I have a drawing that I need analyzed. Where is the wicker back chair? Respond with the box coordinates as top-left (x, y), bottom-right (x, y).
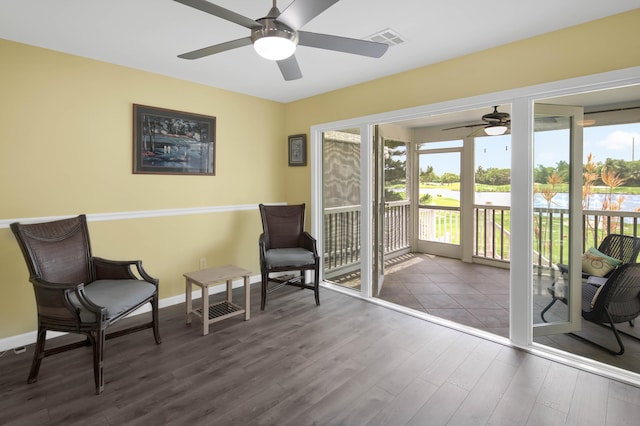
top-left (578, 263), bottom-right (640, 355)
top-left (596, 234), bottom-right (640, 267)
top-left (258, 204), bottom-right (320, 310)
top-left (541, 234), bottom-right (640, 325)
top-left (11, 214), bottom-right (161, 394)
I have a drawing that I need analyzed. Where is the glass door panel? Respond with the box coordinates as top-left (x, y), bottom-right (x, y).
top-left (417, 149), bottom-right (462, 258)
top-left (533, 103), bottom-right (584, 336)
top-left (322, 129), bottom-right (362, 291)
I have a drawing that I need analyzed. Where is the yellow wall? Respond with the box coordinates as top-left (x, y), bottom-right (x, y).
top-left (1, 9), bottom-right (639, 341)
top-left (0, 39), bottom-right (287, 338)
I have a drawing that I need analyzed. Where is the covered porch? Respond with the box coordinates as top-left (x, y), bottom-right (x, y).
top-left (324, 203), bottom-right (640, 376)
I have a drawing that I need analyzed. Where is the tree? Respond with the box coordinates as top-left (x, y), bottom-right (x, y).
top-left (534, 164), bottom-right (555, 184)
top-left (441, 172), bottom-right (460, 185)
top-left (475, 167), bottom-right (510, 185)
top-left (420, 165), bottom-right (436, 184)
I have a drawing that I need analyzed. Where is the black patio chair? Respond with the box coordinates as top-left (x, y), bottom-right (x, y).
top-left (541, 234), bottom-right (640, 322)
top-left (572, 263), bottom-right (640, 355)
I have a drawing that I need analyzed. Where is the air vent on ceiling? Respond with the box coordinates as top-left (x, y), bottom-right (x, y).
top-left (366, 28), bottom-right (405, 47)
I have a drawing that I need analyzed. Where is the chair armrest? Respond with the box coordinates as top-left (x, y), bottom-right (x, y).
top-left (301, 232), bottom-right (319, 257)
top-left (93, 257), bottom-right (158, 286)
top-left (259, 233), bottom-right (267, 262)
top-left (30, 277), bottom-right (106, 323)
top-left (587, 276), bottom-right (608, 287)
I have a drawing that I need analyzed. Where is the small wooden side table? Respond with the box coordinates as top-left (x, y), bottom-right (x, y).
top-left (184, 264), bottom-right (251, 335)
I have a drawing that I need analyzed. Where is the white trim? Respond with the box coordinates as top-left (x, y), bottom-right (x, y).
top-left (361, 125), bottom-right (374, 298)
top-left (0, 274), bottom-right (261, 352)
top-left (0, 203), bottom-right (288, 229)
top-left (509, 99), bottom-right (534, 345)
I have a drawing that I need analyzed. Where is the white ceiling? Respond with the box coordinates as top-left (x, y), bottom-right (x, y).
top-left (1, 0), bottom-right (638, 103)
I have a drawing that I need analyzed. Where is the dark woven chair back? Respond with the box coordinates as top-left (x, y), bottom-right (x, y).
top-left (13, 215), bottom-right (93, 286)
top-left (259, 204), bottom-right (305, 249)
top-left (597, 234), bottom-right (640, 264)
top-left (586, 263), bottom-right (640, 324)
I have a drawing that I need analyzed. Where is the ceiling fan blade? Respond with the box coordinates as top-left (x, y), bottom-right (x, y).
top-left (298, 31), bottom-right (388, 58)
top-left (277, 55), bottom-right (303, 81)
top-left (277, 0), bottom-right (340, 30)
top-left (174, 0), bottom-right (261, 29)
top-left (178, 37), bottom-right (252, 59)
top-left (442, 123), bottom-right (485, 131)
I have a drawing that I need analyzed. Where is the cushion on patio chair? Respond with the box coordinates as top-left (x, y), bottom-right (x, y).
top-left (582, 247), bottom-right (621, 277)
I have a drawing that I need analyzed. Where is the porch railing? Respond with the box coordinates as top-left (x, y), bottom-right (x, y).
top-left (323, 201), bottom-right (409, 274)
top-left (323, 202), bottom-right (640, 273)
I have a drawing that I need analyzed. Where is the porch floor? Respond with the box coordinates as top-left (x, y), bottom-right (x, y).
top-left (330, 253), bottom-right (640, 375)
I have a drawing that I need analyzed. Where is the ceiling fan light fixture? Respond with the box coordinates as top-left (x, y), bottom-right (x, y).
top-left (252, 19), bottom-right (298, 61)
top-left (484, 124), bottom-right (508, 136)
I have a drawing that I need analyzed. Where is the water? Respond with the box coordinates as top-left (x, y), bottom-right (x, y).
top-left (420, 189), bottom-right (640, 212)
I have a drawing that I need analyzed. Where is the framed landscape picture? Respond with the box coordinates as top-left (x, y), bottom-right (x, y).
top-left (133, 104), bottom-right (216, 175)
top-left (288, 134), bottom-right (307, 166)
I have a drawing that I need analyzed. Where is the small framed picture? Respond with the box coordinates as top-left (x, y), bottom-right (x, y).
top-left (288, 134), bottom-right (307, 167)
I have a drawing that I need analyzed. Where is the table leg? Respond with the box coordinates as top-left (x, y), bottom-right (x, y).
top-left (186, 279), bottom-right (192, 325)
top-left (226, 279), bottom-right (233, 303)
top-left (202, 284), bottom-right (209, 336)
top-left (244, 275), bottom-right (250, 320)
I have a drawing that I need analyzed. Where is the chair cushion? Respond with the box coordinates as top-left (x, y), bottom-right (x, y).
top-left (582, 247), bottom-right (621, 277)
top-left (265, 248), bottom-right (315, 268)
top-left (69, 279), bottom-right (156, 323)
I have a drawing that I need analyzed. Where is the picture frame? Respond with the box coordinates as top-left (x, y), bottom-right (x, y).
top-left (133, 104), bottom-right (216, 175)
top-left (288, 134), bottom-right (307, 167)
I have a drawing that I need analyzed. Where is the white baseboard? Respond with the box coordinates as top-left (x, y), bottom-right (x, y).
top-left (0, 274), bottom-right (261, 353)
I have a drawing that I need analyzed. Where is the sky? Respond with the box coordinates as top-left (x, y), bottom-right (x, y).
top-left (420, 122), bottom-right (640, 175)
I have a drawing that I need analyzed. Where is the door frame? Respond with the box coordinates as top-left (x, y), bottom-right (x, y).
top-left (414, 146), bottom-right (463, 259)
top-left (532, 103), bottom-right (584, 337)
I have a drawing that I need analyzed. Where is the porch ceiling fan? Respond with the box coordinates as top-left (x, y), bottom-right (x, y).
top-left (443, 106), bottom-right (512, 136)
top-left (174, 0), bottom-right (389, 81)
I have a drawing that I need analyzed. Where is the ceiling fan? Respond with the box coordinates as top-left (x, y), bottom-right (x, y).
top-left (174, 0), bottom-right (389, 81)
top-left (443, 106), bottom-right (512, 136)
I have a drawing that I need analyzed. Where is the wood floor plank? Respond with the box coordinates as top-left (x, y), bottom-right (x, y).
top-left (419, 332), bottom-right (481, 386)
top-left (487, 354), bottom-right (551, 425)
top-left (376, 325), bottom-right (459, 396)
top-left (324, 385), bottom-right (394, 425)
top-left (366, 377), bottom-right (439, 426)
top-left (406, 381), bottom-right (469, 425)
top-left (446, 357), bottom-right (519, 426)
top-left (445, 338), bottom-right (502, 391)
top-left (535, 362), bottom-right (579, 415)
top-left (565, 371), bottom-right (610, 425)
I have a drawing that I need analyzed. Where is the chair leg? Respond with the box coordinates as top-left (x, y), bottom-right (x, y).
top-left (152, 296), bottom-right (161, 344)
top-left (570, 310), bottom-right (627, 356)
top-left (314, 264), bottom-right (320, 306)
top-left (93, 329), bottom-right (105, 394)
top-left (261, 272), bottom-right (268, 311)
top-left (27, 327), bottom-right (47, 384)
top-left (540, 298), bottom-right (557, 323)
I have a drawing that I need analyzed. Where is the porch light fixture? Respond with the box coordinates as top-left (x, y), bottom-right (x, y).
top-left (484, 124), bottom-right (508, 136)
top-left (252, 19), bottom-right (298, 61)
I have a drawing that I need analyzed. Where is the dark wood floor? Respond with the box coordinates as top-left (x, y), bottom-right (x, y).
top-left (331, 253), bottom-right (640, 375)
top-left (2, 283), bottom-right (640, 425)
